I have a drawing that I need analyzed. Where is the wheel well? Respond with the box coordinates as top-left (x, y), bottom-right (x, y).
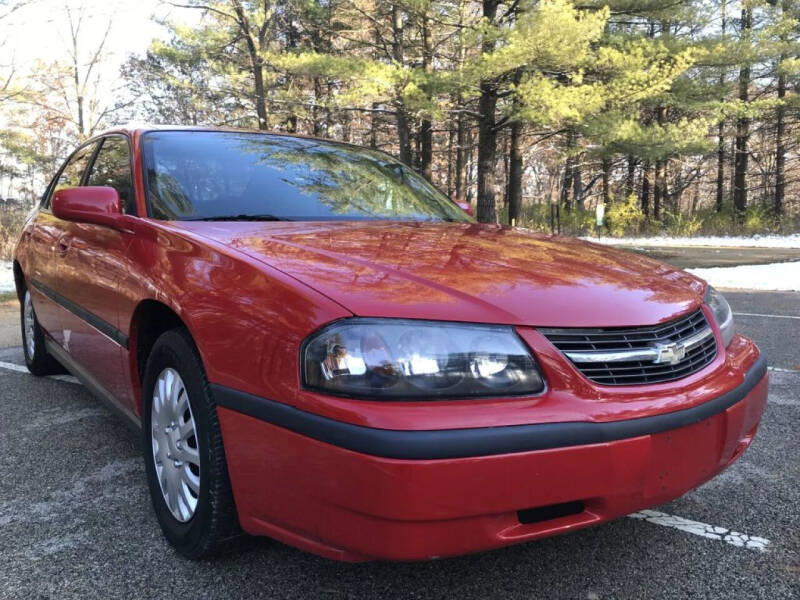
top-left (13, 261), bottom-right (25, 301)
top-left (130, 300), bottom-right (186, 383)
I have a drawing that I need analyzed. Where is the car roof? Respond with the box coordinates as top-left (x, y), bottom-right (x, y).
top-left (94, 124), bottom-right (342, 145)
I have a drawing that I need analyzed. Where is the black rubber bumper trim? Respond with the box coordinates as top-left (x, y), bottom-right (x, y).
top-left (212, 354), bottom-right (768, 460)
top-left (30, 279), bottom-right (128, 349)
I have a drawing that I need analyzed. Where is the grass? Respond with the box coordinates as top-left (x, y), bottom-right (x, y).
top-left (501, 201), bottom-right (800, 238)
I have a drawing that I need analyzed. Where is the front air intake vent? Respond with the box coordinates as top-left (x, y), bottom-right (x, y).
top-left (518, 500), bottom-right (586, 524)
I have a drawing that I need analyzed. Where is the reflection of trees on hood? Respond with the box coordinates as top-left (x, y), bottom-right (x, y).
top-left (232, 222), bottom-right (698, 308)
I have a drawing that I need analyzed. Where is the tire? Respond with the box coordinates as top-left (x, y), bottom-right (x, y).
top-left (142, 328), bottom-right (240, 559)
top-left (21, 287), bottom-right (59, 376)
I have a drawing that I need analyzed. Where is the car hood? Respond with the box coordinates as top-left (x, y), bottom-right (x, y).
top-left (177, 221), bottom-right (706, 327)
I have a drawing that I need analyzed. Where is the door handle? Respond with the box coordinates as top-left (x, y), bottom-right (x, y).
top-left (56, 235), bottom-right (71, 255)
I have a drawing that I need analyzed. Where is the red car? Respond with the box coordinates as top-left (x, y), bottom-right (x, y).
top-left (14, 127), bottom-right (767, 561)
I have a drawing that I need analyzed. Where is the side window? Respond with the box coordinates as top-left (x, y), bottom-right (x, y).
top-left (44, 142), bottom-right (97, 209)
top-left (86, 136), bottom-right (135, 215)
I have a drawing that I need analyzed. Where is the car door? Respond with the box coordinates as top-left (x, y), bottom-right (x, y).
top-left (26, 142), bottom-right (99, 347)
top-left (55, 135), bottom-right (136, 406)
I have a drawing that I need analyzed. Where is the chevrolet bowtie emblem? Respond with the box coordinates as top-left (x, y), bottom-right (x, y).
top-left (652, 341), bottom-right (687, 365)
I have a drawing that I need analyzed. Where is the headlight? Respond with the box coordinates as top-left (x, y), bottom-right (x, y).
top-left (302, 319), bottom-right (544, 399)
top-left (705, 286), bottom-right (734, 347)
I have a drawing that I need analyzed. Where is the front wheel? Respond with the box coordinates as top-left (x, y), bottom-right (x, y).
top-left (142, 328), bottom-right (240, 558)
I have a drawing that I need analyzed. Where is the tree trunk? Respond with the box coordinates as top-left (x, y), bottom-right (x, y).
top-left (453, 0), bottom-right (468, 202)
top-left (369, 102), bottom-right (378, 148)
top-left (560, 160), bottom-right (573, 211)
top-left (69, 13), bottom-right (85, 139)
top-left (312, 78), bottom-right (323, 137)
top-left (419, 15), bottom-right (433, 180)
top-left (602, 158), bottom-right (612, 205)
top-left (455, 111), bottom-right (466, 200)
top-left (419, 122), bottom-right (433, 180)
top-left (252, 61), bottom-right (268, 129)
top-left (715, 1), bottom-right (727, 212)
top-left (447, 123), bottom-right (455, 198)
top-left (774, 0), bottom-right (788, 216)
top-left (508, 120), bottom-right (523, 226)
top-left (625, 156), bottom-right (636, 200)
top-left (573, 161), bottom-right (583, 208)
top-left (560, 130), bottom-right (575, 211)
top-left (392, 4), bottom-right (413, 165)
top-left (476, 0), bottom-right (500, 223)
top-left (477, 82), bottom-right (498, 223)
top-left (466, 126), bottom-right (474, 203)
top-left (654, 160), bottom-right (665, 219)
top-left (733, 6), bottom-right (752, 218)
top-left (285, 13), bottom-right (298, 132)
top-left (716, 120), bottom-right (725, 212)
top-left (775, 80), bottom-right (786, 216)
top-left (641, 162), bottom-right (651, 218)
top-left (394, 112), bottom-right (412, 165)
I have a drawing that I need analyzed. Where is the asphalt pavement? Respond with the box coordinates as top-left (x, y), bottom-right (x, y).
top-left (616, 245), bottom-right (800, 269)
top-left (0, 287), bottom-right (798, 599)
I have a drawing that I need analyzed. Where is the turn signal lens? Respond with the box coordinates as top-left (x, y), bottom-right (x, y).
top-left (705, 286), bottom-right (735, 347)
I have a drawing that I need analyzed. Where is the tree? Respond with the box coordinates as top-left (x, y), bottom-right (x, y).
top-left (770, 0), bottom-right (800, 215)
top-left (110, 0), bottom-right (800, 233)
top-left (733, 2), bottom-right (753, 217)
top-left (0, 0), bottom-right (29, 105)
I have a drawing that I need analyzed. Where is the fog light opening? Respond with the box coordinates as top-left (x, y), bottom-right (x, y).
top-left (517, 500), bottom-right (586, 525)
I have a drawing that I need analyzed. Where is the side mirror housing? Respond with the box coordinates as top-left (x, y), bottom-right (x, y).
top-left (454, 200), bottom-right (473, 217)
top-left (52, 187), bottom-right (125, 229)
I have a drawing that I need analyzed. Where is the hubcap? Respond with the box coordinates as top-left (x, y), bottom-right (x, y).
top-left (23, 291), bottom-right (35, 358)
top-left (151, 368), bottom-right (200, 522)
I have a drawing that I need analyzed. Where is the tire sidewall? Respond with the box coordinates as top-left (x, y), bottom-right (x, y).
top-left (142, 330), bottom-right (216, 554)
top-left (21, 288), bottom-right (48, 375)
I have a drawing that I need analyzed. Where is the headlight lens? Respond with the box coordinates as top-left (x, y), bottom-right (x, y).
top-left (302, 319), bottom-right (544, 399)
top-left (705, 286), bottom-right (734, 347)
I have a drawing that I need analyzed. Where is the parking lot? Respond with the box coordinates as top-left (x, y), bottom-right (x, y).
top-left (0, 286), bottom-right (798, 599)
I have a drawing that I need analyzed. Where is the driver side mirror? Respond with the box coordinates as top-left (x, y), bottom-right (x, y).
top-left (52, 186), bottom-right (125, 230)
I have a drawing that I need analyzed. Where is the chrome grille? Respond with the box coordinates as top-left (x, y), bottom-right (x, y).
top-left (540, 309), bottom-right (717, 385)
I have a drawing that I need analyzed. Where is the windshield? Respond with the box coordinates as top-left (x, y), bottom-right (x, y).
top-left (141, 131), bottom-right (472, 223)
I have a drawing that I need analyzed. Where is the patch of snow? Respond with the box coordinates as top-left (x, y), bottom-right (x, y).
top-left (0, 261), bottom-right (14, 293)
top-left (687, 261), bottom-right (800, 291)
top-left (584, 234), bottom-right (800, 248)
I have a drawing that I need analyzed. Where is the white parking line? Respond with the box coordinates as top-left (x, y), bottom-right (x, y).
top-left (629, 509), bottom-right (770, 552)
top-left (0, 360), bottom-right (28, 374)
top-left (0, 360), bottom-right (79, 384)
top-left (734, 311), bottom-right (800, 320)
top-left (767, 366), bottom-right (799, 373)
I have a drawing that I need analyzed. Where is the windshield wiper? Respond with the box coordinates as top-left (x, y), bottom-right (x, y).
top-left (183, 214), bottom-right (292, 222)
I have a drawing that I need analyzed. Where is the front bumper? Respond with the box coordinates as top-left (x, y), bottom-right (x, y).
top-left (216, 350), bottom-right (768, 561)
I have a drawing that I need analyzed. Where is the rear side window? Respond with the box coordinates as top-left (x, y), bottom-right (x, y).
top-left (44, 142), bottom-right (97, 209)
top-left (86, 136), bottom-right (135, 214)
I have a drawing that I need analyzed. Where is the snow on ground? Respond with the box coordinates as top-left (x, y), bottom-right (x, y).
top-left (586, 234), bottom-right (800, 248)
top-left (0, 261), bottom-right (14, 293)
top-left (688, 261), bottom-right (800, 292)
